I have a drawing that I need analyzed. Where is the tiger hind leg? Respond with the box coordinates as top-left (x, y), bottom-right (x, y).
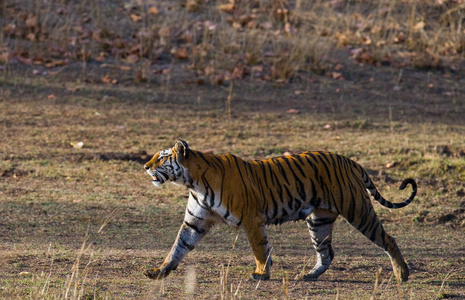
top-left (301, 210), bottom-right (338, 281)
top-left (351, 207), bottom-right (409, 282)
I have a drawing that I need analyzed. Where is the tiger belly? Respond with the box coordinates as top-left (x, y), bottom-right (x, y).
top-left (267, 204), bottom-right (315, 225)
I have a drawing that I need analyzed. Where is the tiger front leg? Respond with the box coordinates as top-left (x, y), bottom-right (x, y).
top-left (244, 224), bottom-right (272, 280)
top-left (145, 206), bottom-right (212, 280)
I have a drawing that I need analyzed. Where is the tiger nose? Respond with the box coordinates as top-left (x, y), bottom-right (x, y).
top-left (144, 165), bottom-right (149, 170)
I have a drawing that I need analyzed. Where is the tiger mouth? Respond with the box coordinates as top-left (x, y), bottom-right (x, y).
top-left (151, 171), bottom-right (168, 185)
top-left (152, 175), bottom-right (163, 184)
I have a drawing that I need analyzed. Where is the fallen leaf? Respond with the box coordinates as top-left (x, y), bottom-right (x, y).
top-left (204, 65), bottom-right (215, 76)
top-left (413, 21), bottom-right (425, 32)
top-left (251, 65), bottom-right (263, 73)
top-left (45, 60), bottom-right (67, 68)
top-left (332, 72), bottom-right (343, 80)
top-left (125, 54), bottom-right (139, 64)
top-left (70, 141), bottom-right (84, 149)
top-left (186, 0), bottom-right (200, 12)
top-left (0, 51), bottom-right (10, 64)
top-left (102, 75), bottom-right (112, 83)
top-left (286, 109), bottom-right (300, 114)
top-left (218, 3), bottom-right (235, 13)
top-left (47, 94), bottom-right (56, 99)
top-left (130, 13), bottom-right (142, 22)
top-left (25, 14), bottom-right (37, 28)
top-left (158, 26), bottom-right (171, 38)
top-left (149, 6), bottom-right (159, 15)
top-left (394, 32), bottom-right (406, 43)
top-left (386, 162), bottom-right (398, 168)
top-left (175, 47), bottom-right (188, 59)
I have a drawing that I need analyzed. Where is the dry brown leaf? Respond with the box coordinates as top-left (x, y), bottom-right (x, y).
top-left (251, 65), bottom-right (263, 73)
top-left (204, 65), bottom-right (215, 76)
top-left (16, 55), bottom-right (33, 65)
top-left (125, 54), bottom-right (139, 64)
top-left (232, 22), bottom-right (241, 29)
top-left (218, 3), bottom-right (235, 13)
top-left (102, 75), bottom-right (112, 83)
top-left (25, 14), bottom-right (37, 28)
top-left (0, 51), bottom-right (10, 64)
top-left (231, 66), bottom-right (244, 79)
top-left (3, 23), bottom-right (17, 36)
top-left (286, 109), bottom-right (300, 114)
top-left (394, 32), bottom-right (406, 43)
top-left (385, 162), bottom-right (398, 168)
top-left (26, 33), bottom-right (36, 41)
top-left (130, 13), bottom-right (142, 22)
top-left (334, 63), bottom-right (343, 71)
top-left (332, 72), bottom-right (343, 80)
top-left (46, 60), bottom-right (67, 68)
top-left (413, 21), bottom-right (425, 32)
top-left (158, 26), bottom-right (171, 38)
top-left (175, 47), bottom-right (188, 59)
top-left (186, 0), bottom-right (200, 12)
top-left (149, 6), bottom-right (159, 15)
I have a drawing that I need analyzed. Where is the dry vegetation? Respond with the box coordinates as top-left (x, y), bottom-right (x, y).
top-left (1, 0), bottom-right (465, 299)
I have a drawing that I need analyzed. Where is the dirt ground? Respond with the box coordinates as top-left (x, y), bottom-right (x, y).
top-left (1, 1), bottom-right (465, 299)
top-left (1, 58), bottom-right (465, 299)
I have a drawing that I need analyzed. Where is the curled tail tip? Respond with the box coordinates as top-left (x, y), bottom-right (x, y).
top-left (399, 178), bottom-right (417, 191)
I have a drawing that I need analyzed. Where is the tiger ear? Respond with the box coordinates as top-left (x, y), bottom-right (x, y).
top-left (174, 140), bottom-right (189, 158)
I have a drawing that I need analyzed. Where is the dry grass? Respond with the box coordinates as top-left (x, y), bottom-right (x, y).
top-left (1, 0), bottom-right (465, 84)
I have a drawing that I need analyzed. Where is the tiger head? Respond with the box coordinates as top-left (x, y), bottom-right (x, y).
top-left (144, 140), bottom-right (190, 187)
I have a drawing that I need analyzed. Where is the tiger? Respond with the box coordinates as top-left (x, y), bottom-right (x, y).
top-left (143, 140), bottom-right (416, 282)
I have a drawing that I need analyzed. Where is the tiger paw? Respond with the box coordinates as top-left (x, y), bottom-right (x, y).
top-left (250, 272), bottom-right (270, 281)
top-left (302, 273), bottom-right (319, 281)
top-left (394, 265), bottom-right (409, 282)
top-left (144, 268), bottom-right (167, 280)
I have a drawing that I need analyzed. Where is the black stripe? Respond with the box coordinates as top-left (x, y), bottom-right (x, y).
top-left (307, 217), bottom-right (336, 228)
top-left (187, 208), bottom-right (204, 220)
top-left (189, 191), bottom-right (208, 210)
top-left (184, 221), bottom-right (205, 234)
top-left (179, 238), bottom-right (195, 251)
top-left (289, 155), bottom-right (307, 178)
top-left (196, 151), bottom-right (214, 168)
